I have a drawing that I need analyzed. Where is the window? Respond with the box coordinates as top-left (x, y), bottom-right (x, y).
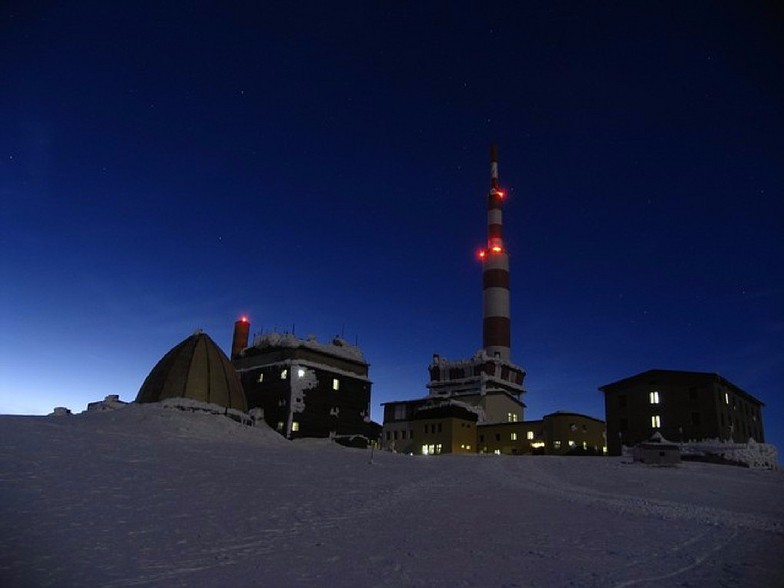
top-left (297, 368), bottom-right (305, 378)
top-left (649, 391), bottom-right (660, 404)
top-left (507, 412), bottom-right (518, 422)
top-left (292, 422), bottom-right (300, 432)
top-left (280, 369), bottom-right (288, 379)
top-left (526, 431), bottom-right (534, 440)
top-left (479, 434), bottom-right (485, 442)
top-left (385, 431), bottom-right (390, 441)
top-left (494, 449), bottom-right (501, 455)
top-left (511, 432), bottom-right (517, 441)
top-left (277, 421), bottom-right (284, 431)
top-left (333, 378), bottom-right (340, 391)
top-left (393, 430), bottom-right (398, 440)
top-left (257, 372), bottom-right (264, 383)
top-left (568, 440), bottom-right (575, 447)
top-left (651, 415), bottom-right (661, 428)
top-left (553, 440), bottom-right (561, 449)
top-left (724, 392), bottom-right (729, 405)
top-left (495, 433), bottom-right (501, 441)
top-left (437, 423), bottom-right (442, 433)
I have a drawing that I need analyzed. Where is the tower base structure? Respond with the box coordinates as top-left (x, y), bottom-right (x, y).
top-left (426, 350), bottom-right (525, 424)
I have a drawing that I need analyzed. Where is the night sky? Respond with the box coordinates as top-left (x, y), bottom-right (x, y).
top-left (2, 2), bottom-right (782, 453)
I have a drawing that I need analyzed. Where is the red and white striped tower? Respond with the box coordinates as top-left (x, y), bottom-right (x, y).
top-left (481, 144), bottom-right (511, 361)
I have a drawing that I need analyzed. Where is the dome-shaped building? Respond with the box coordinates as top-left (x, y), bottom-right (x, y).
top-left (136, 331), bottom-right (247, 411)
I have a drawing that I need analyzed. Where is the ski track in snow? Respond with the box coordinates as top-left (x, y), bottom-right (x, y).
top-left (1, 406), bottom-right (783, 587)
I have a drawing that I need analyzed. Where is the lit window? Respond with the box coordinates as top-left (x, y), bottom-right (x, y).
top-left (511, 432), bottom-right (517, 441)
top-left (724, 392), bottom-right (729, 405)
top-left (494, 449), bottom-right (501, 455)
top-left (568, 440), bottom-right (575, 447)
top-left (422, 444), bottom-right (437, 455)
top-left (257, 373), bottom-right (264, 383)
top-left (276, 421), bottom-right (284, 431)
top-left (649, 391), bottom-right (660, 404)
top-left (526, 431), bottom-right (534, 440)
top-left (436, 444), bottom-right (442, 454)
top-left (297, 368), bottom-right (305, 378)
top-left (582, 441), bottom-right (587, 450)
top-left (465, 445), bottom-right (471, 450)
top-left (292, 422), bottom-right (300, 432)
top-left (333, 378), bottom-right (340, 391)
top-left (651, 415), bottom-right (661, 428)
top-left (554, 441), bottom-right (561, 449)
top-left (280, 369), bottom-right (288, 379)
top-left (507, 412), bottom-right (518, 422)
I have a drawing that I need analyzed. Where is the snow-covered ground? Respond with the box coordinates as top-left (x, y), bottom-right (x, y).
top-left (1, 405), bottom-right (782, 587)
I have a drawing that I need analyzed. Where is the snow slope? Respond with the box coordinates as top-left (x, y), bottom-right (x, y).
top-left (1, 405), bottom-right (782, 587)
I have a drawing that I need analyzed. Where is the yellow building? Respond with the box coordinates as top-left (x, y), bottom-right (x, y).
top-left (479, 412), bottom-right (605, 455)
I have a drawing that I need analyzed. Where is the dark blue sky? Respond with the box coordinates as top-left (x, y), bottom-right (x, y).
top-left (2, 2), bottom-right (782, 452)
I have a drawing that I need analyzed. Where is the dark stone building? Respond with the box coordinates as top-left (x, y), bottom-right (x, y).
top-left (599, 369), bottom-right (765, 456)
top-left (233, 332), bottom-right (379, 443)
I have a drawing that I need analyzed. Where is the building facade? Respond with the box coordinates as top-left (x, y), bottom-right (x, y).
top-left (600, 369), bottom-right (765, 456)
top-left (232, 323), bottom-right (379, 443)
top-left (381, 400), bottom-right (479, 455)
top-left (382, 401), bottom-right (604, 457)
top-left (478, 412), bottom-right (605, 456)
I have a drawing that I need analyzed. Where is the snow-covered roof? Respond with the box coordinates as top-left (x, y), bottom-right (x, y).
top-left (250, 332), bottom-right (366, 363)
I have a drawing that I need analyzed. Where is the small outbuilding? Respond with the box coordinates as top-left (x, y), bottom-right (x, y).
top-left (633, 432), bottom-right (681, 465)
top-left (136, 331), bottom-right (247, 412)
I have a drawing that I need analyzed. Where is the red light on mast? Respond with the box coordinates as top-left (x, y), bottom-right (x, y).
top-left (491, 245), bottom-right (502, 253)
top-left (240, 316), bottom-right (249, 323)
top-left (478, 249), bottom-right (487, 260)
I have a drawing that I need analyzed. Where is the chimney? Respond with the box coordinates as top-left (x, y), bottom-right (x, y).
top-left (231, 316), bottom-right (250, 359)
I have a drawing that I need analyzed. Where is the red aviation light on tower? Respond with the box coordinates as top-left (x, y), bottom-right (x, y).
top-left (240, 316), bottom-right (249, 323)
top-left (491, 245), bottom-right (503, 254)
top-left (477, 248), bottom-right (487, 261)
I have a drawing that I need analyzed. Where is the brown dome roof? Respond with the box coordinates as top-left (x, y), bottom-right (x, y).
top-left (136, 332), bottom-right (247, 411)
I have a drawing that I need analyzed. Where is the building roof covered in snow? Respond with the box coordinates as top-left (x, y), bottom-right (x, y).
top-left (136, 331), bottom-right (247, 412)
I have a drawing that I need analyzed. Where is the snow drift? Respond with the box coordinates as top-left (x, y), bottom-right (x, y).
top-left (1, 404), bottom-right (782, 587)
